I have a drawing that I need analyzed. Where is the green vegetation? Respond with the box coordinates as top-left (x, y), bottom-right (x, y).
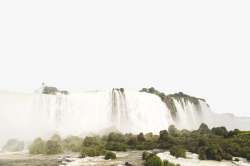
top-left (106, 132), bottom-right (126, 142)
top-left (44, 140), bottom-right (64, 155)
top-left (104, 151), bottom-right (116, 159)
top-left (142, 151), bottom-right (149, 160)
top-left (198, 145), bottom-right (222, 161)
top-left (83, 136), bottom-right (99, 147)
top-left (139, 87), bottom-right (205, 118)
top-left (105, 142), bottom-right (127, 151)
top-left (43, 86), bottom-right (59, 95)
top-left (26, 125), bottom-right (250, 163)
top-left (80, 145), bottom-right (106, 157)
top-left (80, 136), bottom-right (107, 157)
top-left (168, 125), bottom-right (181, 137)
top-left (163, 160), bottom-right (181, 166)
top-left (29, 137), bottom-right (45, 154)
top-left (2, 139), bottom-right (24, 152)
top-left (29, 135), bottom-right (63, 155)
top-left (159, 130), bottom-right (169, 142)
top-left (51, 134), bottom-right (62, 142)
top-left (137, 132), bottom-right (146, 142)
top-left (61, 136), bottom-right (83, 152)
top-left (42, 85), bottom-right (69, 95)
top-left (145, 153), bottom-right (163, 166)
top-left (170, 145), bottom-right (186, 158)
top-left (142, 152), bottom-right (181, 166)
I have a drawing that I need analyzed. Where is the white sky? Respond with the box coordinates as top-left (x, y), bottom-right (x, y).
top-left (0, 0), bottom-right (250, 117)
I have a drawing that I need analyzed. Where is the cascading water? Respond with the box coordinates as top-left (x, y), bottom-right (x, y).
top-left (1, 90), bottom-right (250, 148)
top-left (0, 90), bottom-right (174, 147)
top-left (174, 99), bottom-right (250, 131)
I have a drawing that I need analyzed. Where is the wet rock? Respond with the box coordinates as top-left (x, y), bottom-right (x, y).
top-left (125, 162), bottom-right (134, 166)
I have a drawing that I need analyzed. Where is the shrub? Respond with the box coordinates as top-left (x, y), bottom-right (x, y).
top-left (163, 160), bottom-right (180, 166)
top-left (107, 132), bottom-right (126, 142)
top-left (190, 131), bottom-right (200, 138)
top-left (159, 130), bottom-right (169, 142)
top-left (181, 129), bottom-right (190, 138)
top-left (198, 138), bottom-right (207, 146)
top-left (43, 86), bottom-right (59, 95)
top-left (170, 145), bottom-right (186, 158)
top-left (104, 151), bottom-right (116, 159)
top-left (163, 160), bottom-right (169, 166)
top-left (135, 142), bottom-right (158, 150)
top-left (234, 158), bottom-right (240, 161)
top-left (222, 152), bottom-right (232, 160)
top-left (137, 132), bottom-right (146, 142)
top-left (198, 146), bottom-right (207, 160)
top-left (83, 136), bottom-right (99, 147)
top-left (61, 136), bottom-right (83, 152)
top-left (2, 139), bottom-right (24, 152)
top-left (206, 145), bottom-right (222, 161)
top-left (44, 140), bottom-right (63, 155)
top-left (105, 142), bottom-right (127, 152)
top-left (29, 137), bottom-right (45, 154)
top-left (212, 126), bottom-right (228, 137)
top-left (199, 145), bottom-right (222, 161)
top-left (145, 153), bottom-right (163, 166)
top-left (246, 153), bottom-right (250, 161)
top-left (142, 151), bottom-right (149, 160)
top-left (168, 125), bottom-right (182, 137)
top-left (126, 137), bottom-right (138, 147)
top-left (199, 123), bottom-right (209, 130)
top-left (51, 134), bottom-right (62, 142)
top-left (80, 145), bottom-right (106, 157)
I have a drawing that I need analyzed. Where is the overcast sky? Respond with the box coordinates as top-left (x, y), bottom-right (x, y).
top-left (0, 0), bottom-right (249, 117)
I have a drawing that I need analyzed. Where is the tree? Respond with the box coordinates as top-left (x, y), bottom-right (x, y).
top-left (44, 140), bottom-right (63, 155)
top-left (168, 125), bottom-right (181, 137)
top-left (199, 123), bottom-right (209, 130)
top-left (137, 132), bottom-right (146, 142)
top-left (51, 134), bottom-right (62, 142)
top-left (170, 145), bottom-right (186, 158)
top-left (159, 130), bottom-right (169, 141)
top-left (83, 137), bottom-right (99, 147)
top-left (29, 137), bottom-right (45, 154)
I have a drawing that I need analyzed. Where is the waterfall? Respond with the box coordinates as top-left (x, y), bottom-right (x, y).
top-left (0, 90), bottom-right (174, 147)
top-left (174, 99), bottom-right (250, 131)
top-left (1, 90), bottom-right (250, 148)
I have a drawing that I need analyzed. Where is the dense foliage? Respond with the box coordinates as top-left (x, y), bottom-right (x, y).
top-left (44, 140), bottom-right (64, 155)
top-left (61, 136), bottom-right (83, 152)
top-left (170, 145), bottom-right (186, 158)
top-left (29, 137), bottom-right (45, 154)
top-left (29, 136), bottom-right (63, 155)
top-left (26, 124), bottom-right (250, 164)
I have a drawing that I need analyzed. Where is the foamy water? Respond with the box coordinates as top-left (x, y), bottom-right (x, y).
top-left (157, 151), bottom-right (250, 166)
